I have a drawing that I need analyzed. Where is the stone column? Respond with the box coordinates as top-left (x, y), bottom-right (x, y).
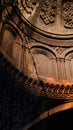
top-left (65, 59), bottom-right (73, 82)
top-left (56, 58), bottom-right (66, 82)
top-left (60, 58), bottom-right (67, 81)
top-left (56, 58), bottom-right (61, 81)
top-left (52, 58), bottom-right (58, 81)
top-left (48, 58), bottom-right (53, 78)
top-left (49, 58), bottom-right (57, 81)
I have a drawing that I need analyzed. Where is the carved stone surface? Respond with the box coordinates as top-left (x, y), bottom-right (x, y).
top-left (1, 2), bottom-right (73, 130)
top-left (63, 1), bottom-right (73, 29)
top-left (0, 0), bottom-right (73, 100)
top-left (40, 0), bottom-right (57, 25)
top-left (53, 47), bottom-right (66, 55)
top-left (0, 52), bottom-right (73, 100)
top-left (21, 0), bottom-right (39, 14)
top-left (1, 0), bottom-right (73, 39)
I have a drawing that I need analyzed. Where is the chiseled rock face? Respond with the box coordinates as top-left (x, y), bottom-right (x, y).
top-left (0, 0), bottom-right (73, 84)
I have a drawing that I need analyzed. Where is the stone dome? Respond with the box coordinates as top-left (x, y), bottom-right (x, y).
top-left (0, 0), bottom-right (73, 99)
top-left (0, 2), bottom-right (73, 130)
top-left (13, 0), bottom-right (73, 39)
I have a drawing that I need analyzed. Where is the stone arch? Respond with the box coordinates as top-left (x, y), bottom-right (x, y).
top-left (65, 50), bottom-right (73, 82)
top-left (30, 45), bottom-right (57, 57)
top-left (0, 23), bottom-right (23, 46)
top-left (65, 50), bottom-right (73, 60)
top-left (1, 29), bottom-right (14, 58)
top-left (30, 46), bottom-right (58, 82)
top-left (0, 24), bottom-right (23, 70)
top-left (23, 102), bottom-right (73, 130)
top-left (60, 47), bottom-right (73, 58)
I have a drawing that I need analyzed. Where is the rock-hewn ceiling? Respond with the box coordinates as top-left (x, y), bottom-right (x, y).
top-left (17, 0), bottom-right (73, 31)
top-left (0, 0), bottom-right (73, 100)
top-left (1, 0), bottom-right (73, 37)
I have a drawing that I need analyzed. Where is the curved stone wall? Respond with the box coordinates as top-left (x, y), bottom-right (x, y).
top-left (0, 0), bottom-right (73, 84)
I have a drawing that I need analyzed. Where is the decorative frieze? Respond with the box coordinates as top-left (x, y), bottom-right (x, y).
top-left (40, 0), bottom-right (57, 25)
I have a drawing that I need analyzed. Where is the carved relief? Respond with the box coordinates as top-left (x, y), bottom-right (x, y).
top-left (1, 0), bottom-right (11, 21)
top-left (26, 36), bottom-right (34, 43)
top-left (0, 52), bottom-right (73, 100)
top-left (63, 1), bottom-right (73, 29)
top-left (40, 0), bottom-right (57, 25)
top-left (21, 0), bottom-right (39, 14)
top-left (54, 47), bottom-right (66, 55)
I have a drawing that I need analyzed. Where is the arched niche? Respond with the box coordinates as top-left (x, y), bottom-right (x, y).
top-left (1, 29), bottom-right (23, 70)
top-left (1, 29), bottom-right (14, 58)
top-left (31, 47), bottom-right (58, 82)
top-left (65, 51), bottom-right (73, 82)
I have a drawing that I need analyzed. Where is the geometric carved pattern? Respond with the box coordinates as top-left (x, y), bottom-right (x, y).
top-left (54, 47), bottom-right (66, 55)
top-left (63, 1), bottom-right (73, 29)
top-left (21, 0), bottom-right (38, 14)
top-left (40, 0), bottom-right (57, 25)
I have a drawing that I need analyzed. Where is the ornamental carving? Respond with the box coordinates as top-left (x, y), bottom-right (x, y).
top-left (21, 0), bottom-right (39, 14)
top-left (54, 47), bottom-right (66, 55)
top-left (63, 1), bottom-right (73, 29)
top-left (40, 0), bottom-right (57, 25)
top-left (0, 52), bottom-right (73, 100)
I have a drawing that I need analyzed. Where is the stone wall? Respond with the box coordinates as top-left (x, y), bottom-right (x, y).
top-left (0, 0), bottom-right (73, 83)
